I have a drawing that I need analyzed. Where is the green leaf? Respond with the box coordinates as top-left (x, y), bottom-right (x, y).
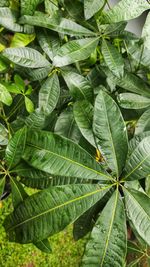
top-left (25, 96), bottom-right (34, 113)
top-left (11, 161), bottom-right (52, 189)
top-left (101, 39), bottom-right (124, 78)
top-left (6, 127), bottom-right (27, 169)
top-left (10, 177), bottom-right (28, 208)
top-left (81, 189), bottom-right (127, 267)
top-left (128, 131), bottom-right (150, 157)
top-left (0, 83), bottom-right (12, 106)
top-left (54, 110), bottom-right (81, 143)
top-left (35, 239), bottom-right (52, 254)
top-left (19, 14), bottom-right (96, 36)
top-left (103, 0), bottom-right (150, 23)
top-left (39, 73), bottom-right (60, 115)
top-left (53, 38), bottom-right (99, 67)
top-left (2, 47), bottom-right (50, 68)
top-left (0, 177), bottom-right (5, 197)
top-left (0, 8), bottom-right (23, 32)
top-left (4, 184), bottom-right (112, 243)
top-left (73, 188), bottom-right (113, 241)
top-left (23, 130), bottom-right (111, 181)
top-left (10, 33), bottom-right (35, 48)
top-left (93, 90), bottom-right (128, 177)
top-left (19, 66), bottom-right (52, 81)
top-left (142, 12), bottom-right (150, 50)
top-left (10, 176), bottom-right (52, 253)
top-left (0, 58), bottom-right (7, 72)
top-left (124, 136), bottom-right (150, 181)
top-left (0, 0), bottom-right (9, 7)
top-left (14, 74), bottom-right (25, 92)
top-left (84, 0), bottom-right (105, 20)
top-left (37, 29), bottom-right (60, 61)
top-left (25, 109), bottom-right (47, 129)
top-left (103, 68), bottom-right (150, 97)
top-left (0, 123), bottom-right (8, 146)
top-left (117, 93), bottom-right (150, 109)
top-left (135, 109), bottom-right (150, 135)
top-left (124, 188), bottom-right (150, 246)
top-left (21, 0), bottom-right (43, 15)
top-left (62, 70), bottom-right (93, 102)
top-left (73, 100), bottom-right (96, 148)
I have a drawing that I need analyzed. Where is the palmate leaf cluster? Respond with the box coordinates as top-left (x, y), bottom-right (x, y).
top-left (0, 0), bottom-right (150, 266)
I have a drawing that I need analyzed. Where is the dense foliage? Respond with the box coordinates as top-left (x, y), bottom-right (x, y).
top-left (1, 0), bottom-right (150, 266)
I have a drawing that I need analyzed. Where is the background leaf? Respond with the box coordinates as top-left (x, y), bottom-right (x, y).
top-left (39, 73), bottom-right (60, 115)
top-left (54, 109), bottom-right (81, 143)
top-left (84, 0), bottom-right (105, 20)
top-left (117, 93), bottom-right (150, 109)
top-left (53, 38), bottom-right (99, 67)
top-left (6, 127), bottom-right (27, 169)
top-left (19, 15), bottom-right (96, 36)
top-left (135, 109), bottom-right (150, 135)
top-left (73, 100), bottom-right (96, 148)
top-left (3, 47), bottom-right (50, 68)
top-left (62, 70), bottom-right (93, 102)
top-left (0, 84), bottom-right (12, 106)
top-left (103, 0), bottom-right (150, 23)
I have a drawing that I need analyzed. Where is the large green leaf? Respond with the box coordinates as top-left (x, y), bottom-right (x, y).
top-left (102, 68), bottom-right (150, 97)
top-left (2, 47), bottom-right (50, 68)
top-left (101, 39), bottom-right (124, 78)
top-left (39, 73), bottom-right (60, 115)
top-left (93, 90), bottom-right (128, 178)
top-left (84, 0), bottom-right (105, 20)
top-left (128, 131), bottom-right (150, 157)
top-left (19, 14), bottom-right (96, 36)
top-left (142, 12), bottom-right (150, 50)
top-left (135, 109), bottom-right (150, 135)
top-left (53, 38), bottom-right (99, 67)
top-left (21, 0), bottom-right (43, 15)
top-left (0, 8), bottom-right (23, 32)
top-left (54, 110), bottom-right (81, 143)
top-left (0, 123), bottom-right (8, 146)
top-left (117, 93), bottom-right (150, 109)
top-left (103, 0), bottom-right (150, 23)
top-left (123, 136), bottom-right (150, 181)
top-left (13, 161), bottom-right (84, 188)
top-left (73, 100), bottom-right (96, 148)
top-left (10, 177), bottom-right (51, 253)
top-left (81, 189), bottom-right (127, 267)
top-left (62, 70), bottom-right (93, 102)
top-left (22, 130), bottom-right (111, 181)
top-left (0, 83), bottom-right (12, 106)
top-left (37, 30), bottom-right (60, 61)
top-left (4, 184), bottom-right (112, 243)
top-left (6, 127), bottom-right (27, 169)
top-left (124, 188), bottom-right (150, 246)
